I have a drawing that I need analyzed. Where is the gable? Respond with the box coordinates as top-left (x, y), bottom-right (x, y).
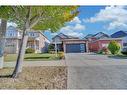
top-left (93, 32), bottom-right (109, 39)
top-left (84, 32), bottom-right (109, 40)
top-left (111, 31), bottom-right (127, 38)
top-left (52, 36), bottom-right (62, 42)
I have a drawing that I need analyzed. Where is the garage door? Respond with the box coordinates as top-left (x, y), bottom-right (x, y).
top-left (66, 43), bottom-right (86, 53)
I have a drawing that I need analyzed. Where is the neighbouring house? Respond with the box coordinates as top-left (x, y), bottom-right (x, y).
top-left (83, 32), bottom-right (110, 52)
top-left (51, 33), bottom-right (88, 53)
top-left (88, 38), bottom-right (122, 52)
top-left (51, 31), bottom-right (126, 53)
top-left (84, 32), bottom-right (122, 52)
top-left (5, 26), bottom-right (50, 54)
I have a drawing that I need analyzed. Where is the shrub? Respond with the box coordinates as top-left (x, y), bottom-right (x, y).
top-left (98, 47), bottom-right (110, 54)
top-left (58, 52), bottom-right (65, 59)
top-left (108, 41), bottom-right (121, 55)
top-left (48, 44), bottom-right (55, 53)
top-left (25, 48), bottom-right (35, 53)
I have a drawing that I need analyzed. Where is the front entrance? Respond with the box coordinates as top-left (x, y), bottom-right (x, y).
top-left (66, 43), bottom-right (86, 53)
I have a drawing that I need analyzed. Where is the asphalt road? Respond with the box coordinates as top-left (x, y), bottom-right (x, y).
top-left (65, 53), bottom-right (127, 89)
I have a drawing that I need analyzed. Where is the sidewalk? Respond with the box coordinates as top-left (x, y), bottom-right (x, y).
top-left (4, 60), bottom-right (66, 67)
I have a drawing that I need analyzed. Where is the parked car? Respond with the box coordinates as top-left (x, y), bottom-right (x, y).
top-left (121, 36), bottom-right (127, 55)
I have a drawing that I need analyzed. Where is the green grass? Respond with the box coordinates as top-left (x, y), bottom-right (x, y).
top-left (4, 53), bottom-right (59, 62)
top-left (96, 51), bottom-right (127, 59)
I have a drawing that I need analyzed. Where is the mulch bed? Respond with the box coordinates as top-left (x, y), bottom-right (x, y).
top-left (0, 66), bottom-right (67, 89)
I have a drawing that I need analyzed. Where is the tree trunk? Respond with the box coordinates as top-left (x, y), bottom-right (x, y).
top-left (0, 20), bottom-right (7, 69)
top-left (12, 29), bottom-right (28, 78)
top-left (12, 7), bottom-right (31, 78)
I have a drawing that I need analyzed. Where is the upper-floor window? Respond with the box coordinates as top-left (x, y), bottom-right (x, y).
top-left (6, 26), bottom-right (19, 38)
top-left (28, 32), bottom-right (39, 37)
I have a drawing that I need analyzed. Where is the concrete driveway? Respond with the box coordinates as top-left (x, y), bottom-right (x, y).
top-left (65, 53), bottom-right (127, 89)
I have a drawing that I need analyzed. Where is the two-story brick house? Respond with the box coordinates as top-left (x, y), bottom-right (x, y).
top-left (27, 31), bottom-right (50, 53)
top-left (5, 26), bottom-right (50, 54)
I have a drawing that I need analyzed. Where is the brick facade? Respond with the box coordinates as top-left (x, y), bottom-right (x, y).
top-left (88, 38), bottom-right (122, 52)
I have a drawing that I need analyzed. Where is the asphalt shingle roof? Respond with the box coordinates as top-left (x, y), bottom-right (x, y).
top-left (111, 30), bottom-right (127, 38)
top-left (84, 32), bottom-right (110, 39)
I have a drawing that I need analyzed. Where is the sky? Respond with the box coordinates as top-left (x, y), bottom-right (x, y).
top-left (43, 6), bottom-right (127, 41)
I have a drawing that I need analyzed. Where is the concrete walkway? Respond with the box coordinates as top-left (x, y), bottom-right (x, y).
top-left (4, 60), bottom-right (66, 67)
top-left (66, 53), bottom-right (127, 89)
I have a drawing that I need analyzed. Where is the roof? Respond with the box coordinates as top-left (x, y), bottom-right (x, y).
top-left (111, 30), bottom-right (127, 38)
top-left (84, 34), bottom-right (93, 39)
top-left (52, 33), bottom-right (79, 39)
top-left (28, 31), bottom-right (50, 42)
top-left (39, 31), bottom-right (50, 42)
top-left (84, 32), bottom-right (110, 39)
top-left (92, 32), bottom-right (110, 39)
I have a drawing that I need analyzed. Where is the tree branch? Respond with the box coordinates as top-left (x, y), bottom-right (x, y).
top-left (29, 16), bottom-right (40, 29)
top-left (29, 12), bottom-right (44, 29)
top-left (11, 6), bottom-right (20, 20)
top-left (24, 6), bottom-right (32, 31)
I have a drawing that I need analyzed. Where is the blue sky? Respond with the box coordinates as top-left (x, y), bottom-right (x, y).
top-left (44, 6), bottom-right (127, 41)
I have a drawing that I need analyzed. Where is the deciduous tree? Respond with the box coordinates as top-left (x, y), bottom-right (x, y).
top-left (0, 6), bottom-right (79, 78)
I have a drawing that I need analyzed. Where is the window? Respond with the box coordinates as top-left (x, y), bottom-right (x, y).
top-left (6, 44), bottom-right (15, 47)
top-left (10, 33), bottom-right (12, 37)
top-left (123, 43), bottom-right (127, 46)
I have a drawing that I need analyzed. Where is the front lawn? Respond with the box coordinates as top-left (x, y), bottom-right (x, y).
top-left (96, 52), bottom-right (127, 59)
top-left (0, 66), bottom-right (67, 89)
top-left (4, 53), bottom-right (59, 62)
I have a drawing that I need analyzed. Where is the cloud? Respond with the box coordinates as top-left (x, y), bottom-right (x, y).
top-left (74, 24), bottom-right (85, 30)
top-left (84, 6), bottom-right (127, 30)
top-left (64, 31), bottom-right (84, 37)
top-left (59, 24), bottom-right (85, 37)
top-left (70, 17), bottom-right (81, 24)
top-left (51, 16), bottom-right (85, 38)
top-left (60, 24), bottom-right (85, 32)
top-left (108, 21), bottom-right (127, 30)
